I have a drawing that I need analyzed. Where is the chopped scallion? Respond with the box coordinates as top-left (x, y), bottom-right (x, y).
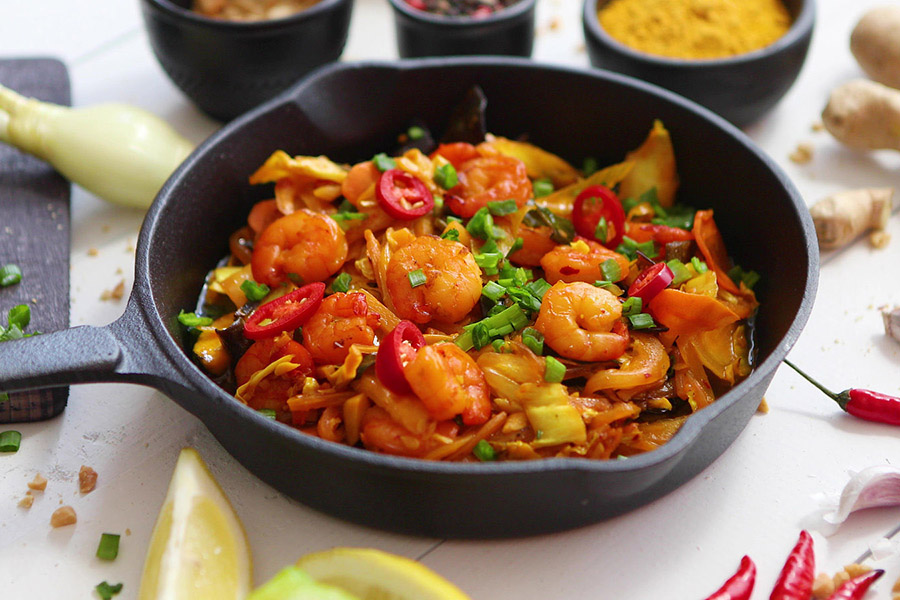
top-left (481, 281), bottom-right (507, 302)
top-left (491, 339), bottom-right (505, 352)
top-left (441, 227), bottom-right (460, 242)
top-left (621, 296), bottom-right (643, 317)
top-left (473, 439), bottom-right (496, 461)
top-left (600, 259), bottom-right (622, 282)
top-left (691, 256), bottom-right (708, 273)
top-left (466, 207), bottom-right (500, 241)
top-left (434, 163), bottom-right (458, 189)
top-left (257, 408), bottom-right (278, 419)
top-left (240, 280), bottom-right (270, 302)
top-left (0, 264), bottom-right (22, 287)
top-left (506, 237), bottom-right (524, 257)
top-left (544, 356), bottom-right (566, 383)
top-left (522, 327), bottom-right (544, 356)
top-left (407, 125), bottom-right (425, 140)
top-left (728, 265), bottom-right (761, 290)
top-left (487, 199), bottom-right (518, 216)
top-left (95, 581), bottom-right (123, 600)
top-left (628, 313), bottom-right (657, 329)
top-left (8, 304), bottom-right (30, 331)
top-left (408, 269), bottom-right (427, 288)
top-left (594, 217), bottom-right (608, 243)
top-left (96, 533), bottom-right (120, 561)
top-left (593, 280), bottom-right (624, 296)
top-left (177, 310), bottom-right (213, 328)
top-left (666, 259), bottom-right (693, 286)
top-left (372, 153), bottom-right (396, 172)
top-left (331, 272), bottom-right (352, 294)
top-left (582, 157), bottom-right (598, 176)
top-left (533, 178), bottom-right (554, 198)
top-left (0, 430), bottom-right (22, 453)
top-left (524, 278), bottom-right (551, 300)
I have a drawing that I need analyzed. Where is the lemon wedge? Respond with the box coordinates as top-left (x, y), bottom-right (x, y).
top-left (294, 547), bottom-right (471, 600)
top-left (138, 448), bottom-right (252, 600)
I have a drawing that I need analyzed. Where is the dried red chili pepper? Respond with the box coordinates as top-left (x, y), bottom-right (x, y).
top-left (784, 360), bottom-right (900, 426)
top-left (703, 555), bottom-right (756, 600)
top-left (769, 530), bottom-right (815, 600)
top-left (825, 569), bottom-right (884, 600)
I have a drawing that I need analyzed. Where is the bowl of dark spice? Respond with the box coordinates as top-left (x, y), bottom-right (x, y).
top-left (582, 0), bottom-right (816, 127)
top-left (388, 0), bottom-right (537, 58)
top-left (141, 0), bottom-right (354, 121)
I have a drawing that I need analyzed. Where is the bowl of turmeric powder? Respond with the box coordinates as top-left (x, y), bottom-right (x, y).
top-left (582, 0), bottom-right (815, 127)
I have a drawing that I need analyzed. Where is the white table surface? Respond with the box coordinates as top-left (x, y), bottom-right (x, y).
top-left (2, 0), bottom-right (899, 598)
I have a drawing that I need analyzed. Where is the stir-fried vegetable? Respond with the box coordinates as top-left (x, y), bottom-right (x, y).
top-left (183, 104), bottom-right (759, 462)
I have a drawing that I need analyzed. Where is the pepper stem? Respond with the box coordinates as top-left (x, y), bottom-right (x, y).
top-left (782, 359), bottom-right (839, 401)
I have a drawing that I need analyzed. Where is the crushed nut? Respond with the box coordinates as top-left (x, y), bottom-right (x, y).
top-left (812, 121), bottom-right (825, 132)
top-left (79, 465), bottom-right (98, 494)
top-left (18, 492), bottom-right (34, 509)
top-left (812, 564), bottom-right (872, 599)
top-left (757, 397), bottom-right (769, 413)
top-left (789, 142), bottom-right (814, 164)
top-left (27, 473), bottom-right (48, 491)
top-left (50, 505), bottom-right (77, 528)
top-left (869, 229), bottom-right (891, 249)
top-left (87, 248), bottom-right (99, 257)
top-left (100, 279), bottom-right (126, 301)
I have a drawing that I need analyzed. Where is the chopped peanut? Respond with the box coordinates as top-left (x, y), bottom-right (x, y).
top-left (812, 564), bottom-right (872, 599)
top-left (789, 142), bottom-right (814, 164)
top-left (79, 465), bottom-right (98, 494)
top-left (18, 492), bottom-right (34, 509)
top-left (27, 473), bottom-right (48, 491)
top-left (50, 506), bottom-right (77, 528)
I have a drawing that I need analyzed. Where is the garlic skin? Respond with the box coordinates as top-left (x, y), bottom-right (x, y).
top-left (806, 466), bottom-right (900, 536)
top-left (0, 84), bottom-right (193, 209)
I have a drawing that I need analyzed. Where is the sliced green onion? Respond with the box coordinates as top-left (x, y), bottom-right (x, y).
top-left (330, 212), bottom-right (368, 229)
top-left (440, 227), bottom-right (460, 242)
top-left (491, 339), bottom-right (505, 352)
top-left (728, 265), bottom-right (761, 290)
top-left (594, 217), bottom-right (608, 242)
top-left (372, 153), bottom-right (396, 172)
top-left (408, 269), bottom-right (427, 288)
top-left (532, 178), bottom-right (554, 198)
top-left (524, 278), bottom-right (551, 300)
top-left (95, 581), bottom-right (124, 600)
top-left (582, 157), bottom-right (598, 176)
top-left (628, 313), bottom-right (657, 329)
top-left (0, 264), bottom-right (22, 287)
top-left (407, 125), bottom-right (425, 140)
top-left (466, 207), bottom-right (499, 241)
top-left (544, 356), bottom-right (566, 383)
top-left (506, 237), bottom-right (524, 257)
top-left (473, 439), bottom-right (496, 461)
top-left (257, 408), bottom-right (277, 419)
top-left (616, 236), bottom-right (656, 260)
top-left (434, 163), bottom-right (458, 189)
top-left (0, 430), bottom-right (22, 453)
top-left (474, 250), bottom-right (503, 275)
top-left (240, 280), bottom-right (270, 302)
top-left (0, 392), bottom-right (8, 403)
top-left (455, 305), bottom-right (529, 351)
top-left (96, 533), bottom-right (120, 561)
top-left (487, 199), bottom-right (518, 216)
top-left (331, 272), bottom-right (352, 294)
top-left (8, 304), bottom-right (30, 331)
top-left (481, 281), bottom-right (507, 302)
top-left (593, 280), bottom-right (624, 296)
top-left (522, 327), bottom-right (544, 356)
top-left (470, 322), bottom-right (491, 350)
top-left (177, 310), bottom-right (213, 328)
top-left (507, 287), bottom-right (542, 313)
top-left (666, 259), bottom-right (693, 287)
top-left (600, 259), bottom-right (622, 282)
top-left (691, 256), bottom-right (708, 273)
top-left (621, 296), bottom-right (643, 317)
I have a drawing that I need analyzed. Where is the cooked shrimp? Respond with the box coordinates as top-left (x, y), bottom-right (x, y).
top-left (234, 333), bottom-right (313, 412)
top-left (447, 155), bottom-right (532, 218)
top-left (252, 208), bottom-right (348, 286)
top-left (540, 237), bottom-right (630, 284)
top-left (303, 291), bottom-right (380, 365)
top-left (406, 343), bottom-right (491, 425)
top-left (359, 406), bottom-right (431, 457)
top-left (534, 281), bottom-right (629, 362)
top-left (385, 235), bottom-right (482, 324)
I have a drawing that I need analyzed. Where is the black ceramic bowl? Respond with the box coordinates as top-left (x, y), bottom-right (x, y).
top-left (0, 58), bottom-right (817, 538)
top-left (388, 0), bottom-right (536, 58)
top-left (140, 0), bottom-right (354, 121)
top-left (582, 0), bottom-right (815, 127)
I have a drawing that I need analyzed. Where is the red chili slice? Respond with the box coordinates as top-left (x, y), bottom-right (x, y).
top-left (375, 320), bottom-right (426, 395)
top-left (628, 262), bottom-right (674, 303)
top-left (376, 169), bottom-right (435, 220)
top-left (572, 185), bottom-right (626, 249)
top-left (243, 282), bottom-right (326, 340)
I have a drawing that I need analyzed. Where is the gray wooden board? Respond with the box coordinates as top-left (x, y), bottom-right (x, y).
top-left (0, 58), bottom-right (71, 423)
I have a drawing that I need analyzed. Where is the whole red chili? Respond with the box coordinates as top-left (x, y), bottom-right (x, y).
top-left (769, 530), bottom-right (815, 600)
top-left (703, 555), bottom-right (756, 600)
top-left (784, 359), bottom-right (900, 426)
top-left (825, 569), bottom-right (884, 600)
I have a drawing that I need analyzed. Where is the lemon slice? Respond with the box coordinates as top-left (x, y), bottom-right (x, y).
top-left (138, 448), bottom-right (252, 600)
top-left (296, 547), bottom-right (471, 600)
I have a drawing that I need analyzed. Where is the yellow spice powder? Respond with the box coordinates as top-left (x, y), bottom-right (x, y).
top-left (598, 0), bottom-right (792, 60)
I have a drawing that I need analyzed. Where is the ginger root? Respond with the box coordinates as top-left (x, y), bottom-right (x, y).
top-left (809, 187), bottom-right (893, 249)
top-left (851, 6), bottom-right (900, 90)
top-left (822, 80), bottom-right (900, 151)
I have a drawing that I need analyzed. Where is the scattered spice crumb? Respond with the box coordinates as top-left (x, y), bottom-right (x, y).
top-left (548, 16), bottom-right (561, 31)
top-left (811, 121), bottom-right (825, 132)
top-left (812, 564), bottom-right (872, 599)
top-left (100, 280), bottom-right (126, 302)
top-left (125, 528), bottom-right (131, 536)
top-left (79, 465), bottom-right (98, 494)
top-left (757, 397), bottom-right (769, 413)
top-left (27, 473), bottom-right (47, 491)
top-left (115, 267), bottom-right (123, 275)
top-left (50, 505), bottom-right (77, 528)
top-left (87, 248), bottom-right (99, 257)
top-left (789, 142), bottom-right (814, 164)
top-left (18, 492), bottom-right (34, 509)
top-left (869, 229), bottom-right (891, 248)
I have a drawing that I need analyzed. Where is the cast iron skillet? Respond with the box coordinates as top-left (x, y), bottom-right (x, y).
top-left (0, 58), bottom-right (818, 538)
